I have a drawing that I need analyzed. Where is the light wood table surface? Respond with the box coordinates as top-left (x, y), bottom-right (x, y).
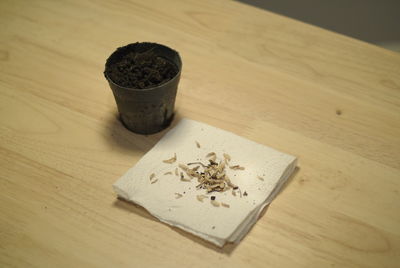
top-left (1, 0), bottom-right (400, 267)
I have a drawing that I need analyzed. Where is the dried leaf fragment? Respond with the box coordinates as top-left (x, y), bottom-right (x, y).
top-left (195, 141), bottom-right (201, 148)
top-left (175, 193), bottom-right (183, 199)
top-left (163, 153), bottom-right (177, 164)
top-left (221, 202), bottom-right (230, 208)
top-left (211, 200), bottom-right (220, 207)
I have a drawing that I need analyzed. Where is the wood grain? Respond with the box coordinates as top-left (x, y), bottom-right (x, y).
top-left (1, 0), bottom-right (399, 267)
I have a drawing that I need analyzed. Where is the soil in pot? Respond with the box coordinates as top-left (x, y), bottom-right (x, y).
top-left (105, 48), bottom-right (179, 89)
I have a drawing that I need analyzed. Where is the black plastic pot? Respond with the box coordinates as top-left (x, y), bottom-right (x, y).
top-left (104, 42), bottom-right (182, 135)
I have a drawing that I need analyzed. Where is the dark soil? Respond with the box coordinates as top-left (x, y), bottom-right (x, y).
top-left (106, 49), bottom-right (178, 89)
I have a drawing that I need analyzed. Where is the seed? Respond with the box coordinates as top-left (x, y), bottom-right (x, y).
top-left (149, 173), bottom-right (156, 181)
top-left (196, 195), bottom-right (207, 202)
top-left (163, 153), bottom-right (177, 164)
top-left (164, 171), bottom-right (172, 175)
top-left (211, 200), bottom-right (220, 207)
top-left (151, 179), bottom-right (158, 184)
top-left (257, 176), bottom-right (264, 181)
top-left (221, 202), bottom-right (230, 208)
top-left (175, 193), bottom-right (183, 199)
top-left (223, 153), bottom-right (231, 162)
top-left (195, 141), bottom-right (201, 148)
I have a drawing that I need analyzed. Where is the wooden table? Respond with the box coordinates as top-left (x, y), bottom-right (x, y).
top-left (1, 0), bottom-right (399, 267)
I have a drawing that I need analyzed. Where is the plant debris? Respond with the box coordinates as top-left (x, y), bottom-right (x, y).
top-left (257, 176), bottom-right (264, 181)
top-left (163, 153), bottom-right (177, 164)
top-left (149, 173), bottom-right (156, 181)
top-left (195, 141), bottom-right (201, 148)
top-left (182, 153), bottom-right (241, 194)
top-left (168, 152), bottom-right (248, 205)
top-left (175, 193), bottom-right (183, 199)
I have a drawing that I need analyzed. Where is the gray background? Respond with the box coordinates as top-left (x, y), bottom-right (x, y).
top-left (238, 0), bottom-right (400, 52)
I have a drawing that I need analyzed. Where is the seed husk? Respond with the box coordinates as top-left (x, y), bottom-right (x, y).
top-left (195, 141), bottom-right (201, 148)
top-left (163, 153), bottom-right (177, 164)
top-left (180, 172), bottom-right (191, 182)
top-left (218, 161), bottom-right (225, 172)
top-left (206, 152), bottom-right (216, 158)
top-left (221, 202), bottom-right (230, 208)
top-left (223, 153), bottom-right (231, 162)
top-left (192, 166), bottom-right (200, 171)
top-left (196, 195), bottom-right (207, 202)
top-left (229, 165), bottom-right (245, 170)
top-left (179, 163), bottom-right (189, 171)
top-left (211, 200), bottom-right (220, 207)
top-left (187, 162), bottom-right (207, 167)
top-left (210, 155), bottom-right (217, 162)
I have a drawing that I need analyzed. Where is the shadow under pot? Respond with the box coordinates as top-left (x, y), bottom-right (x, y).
top-left (104, 42), bottom-right (182, 135)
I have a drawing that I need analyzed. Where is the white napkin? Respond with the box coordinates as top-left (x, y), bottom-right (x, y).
top-left (113, 119), bottom-right (297, 247)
